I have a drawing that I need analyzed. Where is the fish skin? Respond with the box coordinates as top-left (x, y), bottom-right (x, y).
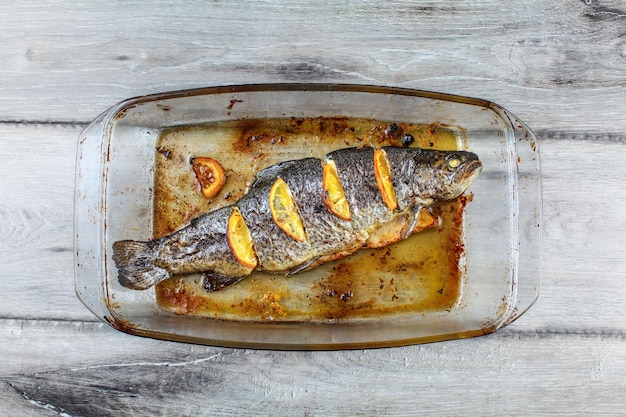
top-left (330, 147), bottom-right (391, 230)
top-left (114, 205), bottom-right (251, 289)
top-left (112, 146), bottom-right (482, 291)
top-left (153, 207), bottom-right (246, 276)
top-left (266, 158), bottom-right (357, 269)
top-left (236, 160), bottom-right (313, 272)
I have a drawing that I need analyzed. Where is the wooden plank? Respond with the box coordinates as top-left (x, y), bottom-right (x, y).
top-left (0, 1), bottom-right (625, 132)
top-left (0, 319), bottom-right (624, 416)
top-left (1, 1), bottom-right (625, 416)
top-left (0, 124), bottom-right (91, 320)
top-left (516, 132), bottom-right (626, 332)
top-left (2, 125), bottom-right (626, 332)
top-left (0, 383), bottom-right (45, 417)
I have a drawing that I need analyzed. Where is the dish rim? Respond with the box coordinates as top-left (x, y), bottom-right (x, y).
top-left (75, 83), bottom-right (542, 349)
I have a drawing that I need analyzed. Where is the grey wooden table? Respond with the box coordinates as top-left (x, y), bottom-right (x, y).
top-left (2, 1), bottom-right (625, 416)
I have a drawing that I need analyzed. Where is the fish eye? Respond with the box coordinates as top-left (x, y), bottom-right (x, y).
top-left (445, 154), bottom-right (462, 169)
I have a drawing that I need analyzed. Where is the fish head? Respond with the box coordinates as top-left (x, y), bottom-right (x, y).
top-left (417, 150), bottom-right (482, 202)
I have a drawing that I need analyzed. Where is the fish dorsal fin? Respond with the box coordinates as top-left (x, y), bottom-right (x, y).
top-left (250, 158), bottom-right (314, 188)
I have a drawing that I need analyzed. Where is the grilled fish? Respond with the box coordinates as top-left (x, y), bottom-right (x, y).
top-left (113, 146), bottom-right (482, 291)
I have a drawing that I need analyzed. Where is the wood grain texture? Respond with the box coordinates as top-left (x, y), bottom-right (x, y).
top-left (1, 320), bottom-right (625, 417)
top-left (1, 0), bottom-right (625, 131)
top-left (0, 124), bottom-right (91, 320)
top-left (2, 125), bottom-right (625, 331)
top-left (2, 0), bottom-right (626, 415)
top-left (1, 124), bottom-right (625, 414)
top-left (523, 133), bottom-right (626, 332)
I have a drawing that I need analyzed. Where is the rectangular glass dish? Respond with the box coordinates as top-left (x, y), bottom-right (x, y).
top-left (75, 84), bottom-right (541, 349)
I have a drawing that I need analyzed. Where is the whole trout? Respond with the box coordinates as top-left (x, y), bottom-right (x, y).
top-left (113, 146), bottom-right (482, 291)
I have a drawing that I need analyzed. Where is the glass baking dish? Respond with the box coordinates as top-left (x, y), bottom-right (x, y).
top-left (75, 84), bottom-right (541, 349)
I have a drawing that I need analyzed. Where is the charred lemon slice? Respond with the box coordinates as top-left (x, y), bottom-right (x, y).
top-left (322, 160), bottom-right (350, 221)
top-left (191, 157), bottom-right (226, 199)
top-left (269, 178), bottom-right (307, 242)
top-left (373, 149), bottom-right (398, 211)
top-left (227, 207), bottom-right (258, 269)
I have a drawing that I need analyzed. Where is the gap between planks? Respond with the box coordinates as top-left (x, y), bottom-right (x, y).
top-left (1, 122), bottom-right (625, 144)
top-left (0, 120), bottom-right (89, 127)
top-left (1, 121), bottom-right (625, 141)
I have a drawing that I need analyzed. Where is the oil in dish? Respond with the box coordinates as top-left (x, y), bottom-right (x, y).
top-left (112, 117), bottom-right (481, 322)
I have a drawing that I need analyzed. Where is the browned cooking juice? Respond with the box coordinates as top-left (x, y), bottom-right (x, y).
top-left (153, 117), bottom-right (468, 322)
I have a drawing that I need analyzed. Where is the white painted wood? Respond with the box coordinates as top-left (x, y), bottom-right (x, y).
top-left (1, 0), bottom-right (626, 415)
top-left (0, 1), bottom-right (625, 131)
top-left (0, 124), bottom-right (90, 321)
top-left (1, 320), bottom-right (625, 417)
top-left (520, 135), bottom-right (626, 332)
top-left (2, 125), bottom-right (625, 332)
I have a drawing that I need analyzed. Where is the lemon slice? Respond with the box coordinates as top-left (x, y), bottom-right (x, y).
top-left (322, 160), bottom-right (350, 221)
top-left (227, 207), bottom-right (258, 269)
top-left (191, 157), bottom-right (226, 199)
top-left (373, 149), bottom-right (398, 211)
top-left (269, 178), bottom-right (307, 242)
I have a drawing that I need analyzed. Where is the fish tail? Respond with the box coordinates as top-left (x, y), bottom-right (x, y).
top-left (112, 240), bottom-right (170, 290)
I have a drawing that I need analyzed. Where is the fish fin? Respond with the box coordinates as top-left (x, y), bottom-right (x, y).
top-left (401, 207), bottom-right (422, 240)
top-left (251, 159), bottom-right (313, 188)
top-left (287, 247), bottom-right (361, 276)
top-left (287, 256), bottom-right (322, 276)
top-left (366, 213), bottom-right (412, 248)
top-left (409, 207), bottom-right (440, 236)
top-left (202, 271), bottom-right (246, 292)
top-left (112, 240), bottom-right (170, 290)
